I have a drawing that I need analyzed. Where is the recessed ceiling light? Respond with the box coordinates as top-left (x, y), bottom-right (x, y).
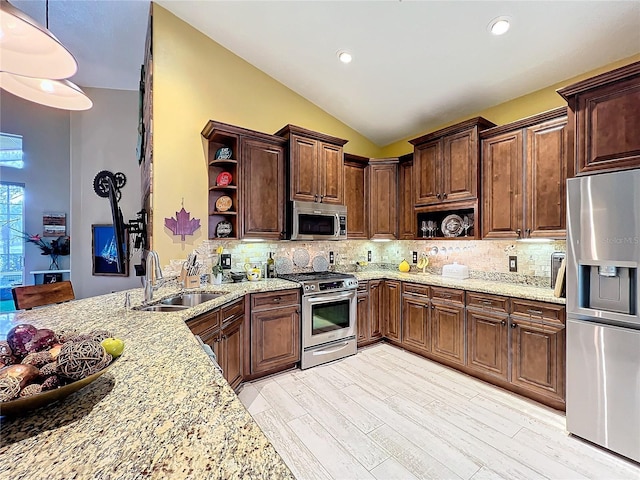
top-left (337, 51), bottom-right (352, 64)
top-left (488, 17), bottom-right (511, 36)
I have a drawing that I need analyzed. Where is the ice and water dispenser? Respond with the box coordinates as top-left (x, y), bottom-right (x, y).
top-left (578, 263), bottom-right (637, 315)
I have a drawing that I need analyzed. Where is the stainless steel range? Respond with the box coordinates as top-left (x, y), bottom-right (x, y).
top-left (278, 271), bottom-right (358, 369)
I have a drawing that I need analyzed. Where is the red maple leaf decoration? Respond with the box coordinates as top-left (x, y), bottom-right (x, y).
top-left (165, 207), bottom-right (201, 240)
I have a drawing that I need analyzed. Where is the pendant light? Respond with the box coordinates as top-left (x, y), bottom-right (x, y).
top-left (0, 0), bottom-right (92, 110)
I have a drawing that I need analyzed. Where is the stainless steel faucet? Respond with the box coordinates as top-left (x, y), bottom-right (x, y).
top-left (143, 250), bottom-right (164, 303)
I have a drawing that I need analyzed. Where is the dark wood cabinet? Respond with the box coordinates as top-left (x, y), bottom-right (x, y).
top-left (276, 125), bottom-right (348, 205)
top-left (242, 137), bottom-right (286, 239)
top-left (368, 280), bottom-right (383, 340)
top-left (398, 154), bottom-right (415, 239)
top-left (344, 154), bottom-right (369, 239)
top-left (356, 283), bottom-right (370, 346)
top-left (383, 280), bottom-right (401, 343)
top-left (250, 289), bottom-right (301, 376)
top-left (558, 61), bottom-right (640, 175)
top-left (401, 283), bottom-right (430, 353)
top-left (202, 121), bottom-right (287, 240)
top-left (410, 117), bottom-right (495, 207)
top-left (482, 108), bottom-right (568, 240)
top-left (219, 315), bottom-right (244, 389)
top-left (368, 158), bottom-right (398, 240)
top-left (430, 297), bottom-right (465, 366)
top-left (466, 306), bottom-right (509, 381)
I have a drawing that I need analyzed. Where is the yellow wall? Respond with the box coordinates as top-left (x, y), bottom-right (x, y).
top-left (152, 5), bottom-right (383, 262)
top-left (380, 53), bottom-right (640, 157)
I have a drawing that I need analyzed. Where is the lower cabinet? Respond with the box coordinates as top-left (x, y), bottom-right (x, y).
top-left (368, 280), bottom-right (384, 340)
top-left (466, 309), bottom-right (509, 381)
top-left (401, 283), bottom-right (430, 353)
top-left (431, 300), bottom-right (466, 366)
top-left (356, 283), bottom-right (370, 346)
top-left (383, 280), bottom-right (402, 343)
top-left (250, 290), bottom-right (301, 376)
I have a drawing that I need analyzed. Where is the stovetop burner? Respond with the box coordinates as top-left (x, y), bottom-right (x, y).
top-left (278, 271), bottom-right (358, 294)
top-left (277, 271), bottom-right (351, 282)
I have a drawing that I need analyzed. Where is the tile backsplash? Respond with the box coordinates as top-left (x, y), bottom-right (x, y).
top-left (165, 238), bottom-right (566, 288)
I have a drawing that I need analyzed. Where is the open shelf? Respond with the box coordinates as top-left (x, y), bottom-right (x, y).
top-left (415, 202), bottom-right (478, 239)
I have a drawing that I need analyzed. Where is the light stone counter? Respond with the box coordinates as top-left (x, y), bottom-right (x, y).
top-left (353, 270), bottom-right (566, 305)
top-left (0, 279), bottom-right (299, 480)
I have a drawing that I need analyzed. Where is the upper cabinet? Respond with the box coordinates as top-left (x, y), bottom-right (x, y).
top-left (275, 125), bottom-right (348, 204)
top-left (558, 61), bottom-right (640, 176)
top-left (481, 108), bottom-right (569, 240)
top-left (344, 154), bottom-right (369, 239)
top-left (369, 158), bottom-right (398, 240)
top-left (202, 121), bottom-right (287, 240)
top-left (398, 153), bottom-right (415, 240)
top-left (409, 117), bottom-right (495, 207)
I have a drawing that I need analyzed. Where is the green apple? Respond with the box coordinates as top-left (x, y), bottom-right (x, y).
top-left (101, 338), bottom-right (125, 358)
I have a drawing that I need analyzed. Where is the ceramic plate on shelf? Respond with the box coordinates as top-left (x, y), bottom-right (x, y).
top-left (275, 257), bottom-right (294, 274)
top-left (441, 214), bottom-right (463, 237)
top-left (312, 255), bottom-right (329, 272)
top-left (215, 195), bottom-right (232, 212)
top-left (215, 220), bottom-right (232, 238)
top-left (216, 171), bottom-right (232, 186)
top-left (215, 147), bottom-right (233, 160)
top-left (293, 248), bottom-right (310, 268)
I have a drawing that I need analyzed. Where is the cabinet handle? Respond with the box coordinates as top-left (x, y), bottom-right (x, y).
top-left (442, 294), bottom-right (452, 299)
top-left (273, 297), bottom-right (282, 303)
top-left (481, 300), bottom-right (493, 307)
top-left (320, 195), bottom-right (324, 202)
top-left (526, 228), bottom-right (531, 237)
top-left (431, 305), bottom-right (435, 309)
top-left (511, 322), bottom-right (517, 328)
top-left (527, 309), bottom-right (543, 316)
top-left (516, 228), bottom-right (522, 238)
top-left (442, 193), bottom-right (448, 199)
top-left (501, 320), bottom-right (507, 326)
top-left (436, 193), bottom-right (442, 200)
top-left (314, 194), bottom-right (319, 202)
top-left (222, 335), bottom-right (228, 340)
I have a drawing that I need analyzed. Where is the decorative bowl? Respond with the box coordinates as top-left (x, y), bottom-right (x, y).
top-left (0, 357), bottom-right (119, 417)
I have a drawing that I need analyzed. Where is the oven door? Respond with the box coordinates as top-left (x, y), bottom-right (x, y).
top-left (302, 290), bottom-right (356, 348)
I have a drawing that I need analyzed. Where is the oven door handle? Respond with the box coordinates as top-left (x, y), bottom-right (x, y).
top-left (312, 342), bottom-right (351, 356)
top-left (306, 291), bottom-right (355, 304)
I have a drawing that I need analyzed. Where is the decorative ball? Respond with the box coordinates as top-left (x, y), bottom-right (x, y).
top-left (22, 351), bottom-right (53, 368)
top-left (89, 330), bottom-right (115, 343)
top-left (41, 375), bottom-right (60, 391)
top-left (19, 383), bottom-right (42, 397)
top-left (57, 341), bottom-right (109, 380)
top-left (0, 341), bottom-right (16, 366)
top-left (57, 330), bottom-right (80, 344)
top-left (39, 361), bottom-right (58, 377)
top-left (0, 376), bottom-right (20, 402)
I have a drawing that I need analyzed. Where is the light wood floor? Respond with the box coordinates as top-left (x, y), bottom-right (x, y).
top-left (238, 343), bottom-right (640, 480)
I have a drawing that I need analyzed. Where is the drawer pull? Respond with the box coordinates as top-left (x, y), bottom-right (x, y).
top-left (511, 322), bottom-right (518, 328)
top-left (273, 297), bottom-right (282, 303)
top-left (442, 294), bottom-right (452, 299)
top-left (527, 309), bottom-right (543, 316)
top-left (481, 300), bottom-right (493, 306)
top-left (501, 320), bottom-right (507, 326)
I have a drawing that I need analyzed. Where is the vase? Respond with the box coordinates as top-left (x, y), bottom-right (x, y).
top-left (212, 273), bottom-right (222, 285)
top-left (49, 255), bottom-right (60, 270)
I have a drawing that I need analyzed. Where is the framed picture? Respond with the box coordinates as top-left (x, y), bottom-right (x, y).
top-left (92, 224), bottom-right (129, 276)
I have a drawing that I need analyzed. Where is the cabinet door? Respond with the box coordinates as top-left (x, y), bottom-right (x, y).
top-left (344, 161), bottom-right (368, 239)
top-left (526, 117), bottom-right (568, 239)
top-left (431, 302), bottom-right (465, 365)
top-left (510, 319), bottom-right (565, 402)
top-left (482, 130), bottom-right (523, 239)
top-left (251, 304), bottom-right (301, 374)
top-left (442, 127), bottom-right (477, 202)
top-left (398, 160), bottom-right (415, 239)
top-left (290, 134), bottom-right (318, 202)
top-left (402, 296), bottom-right (429, 353)
top-left (368, 280), bottom-right (383, 339)
top-left (320, 142), bottom-right (344, 204)
top-left (357, 293), bottom-right (369, 346)
top-left (414, 140), bottom-right (441, 205)
top-left (369, 163), bottom-right (398, 239)
top-left (384, 280), bottom-right (401, 342)
top-left (242, 138), bottom-right (285, 239)
top-left (467, 310), bottom-right (508, 380)
top-left (575, 76), bottom-right (640, 174)
top-left (220, 316), bottom-right (244, 389)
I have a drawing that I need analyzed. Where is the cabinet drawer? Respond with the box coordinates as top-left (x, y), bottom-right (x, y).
top-left (466, 292), bottom-right (509, 314)
top-left (251, 289), bottom-right (300, 310)
top-left (511, 299), bottom-right (565, 325)
top-left (357, 281), bottom-right (368, 294)
top-left (403, 282), bottom-right (430, 298)
top-left (431, 286), bottom-right (464, 304)
top-left (220, 297), bottom-right (244, 324)
top-left (187, 309), bottom-right (221, 336)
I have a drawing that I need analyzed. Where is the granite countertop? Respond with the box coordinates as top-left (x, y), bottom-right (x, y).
top-left (352, 270), bottom-right (566, 305)
top-left (0, 278), bottom-right (298, 480)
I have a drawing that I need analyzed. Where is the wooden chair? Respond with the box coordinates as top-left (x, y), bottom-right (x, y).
top-left (12, 281), bottom-right (75, 310)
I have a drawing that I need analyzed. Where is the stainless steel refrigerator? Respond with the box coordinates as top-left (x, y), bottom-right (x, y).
top-left (566, 169), bottom-right (640, 463)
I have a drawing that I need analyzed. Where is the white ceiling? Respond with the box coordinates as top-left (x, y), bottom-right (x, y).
top-left (10, 1), bottom-right (640, 146)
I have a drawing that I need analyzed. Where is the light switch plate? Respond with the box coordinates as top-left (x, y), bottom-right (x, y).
top-left (367, 251), bottom-right (372, 262)
top-left (509, 256), bottom-right (517, 272)
top-left (329, 251), bottom-right (334, 264)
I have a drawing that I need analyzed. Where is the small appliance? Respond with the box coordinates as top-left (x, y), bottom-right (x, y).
top-left (288, 201), bottom-right (347, 241)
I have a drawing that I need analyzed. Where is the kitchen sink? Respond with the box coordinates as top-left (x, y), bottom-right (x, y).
top-left (160, 292), bottom-right (223, 307)
top-left (138, 304), bottom-right (190, 312)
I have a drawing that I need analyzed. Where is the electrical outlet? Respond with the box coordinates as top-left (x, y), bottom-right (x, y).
top-left (412, 251), bottom-right (418, 264)
top-left (221, 254), bottom-right (232, 270)
top-left (509, 256), bottom-right (517, 272)
top-left (329, 251), bottom-right (334, 264)
top-left (367, 250), bottom-right (372, 262)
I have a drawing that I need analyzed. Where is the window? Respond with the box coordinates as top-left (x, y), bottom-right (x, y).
top-left (0, 132), bottom-right (24, 169)
top-left (0, 182), bottom-right (25, 306)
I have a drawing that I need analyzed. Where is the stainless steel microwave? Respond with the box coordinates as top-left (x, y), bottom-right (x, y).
top-left (289, 201), bottom-right (347, 240)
